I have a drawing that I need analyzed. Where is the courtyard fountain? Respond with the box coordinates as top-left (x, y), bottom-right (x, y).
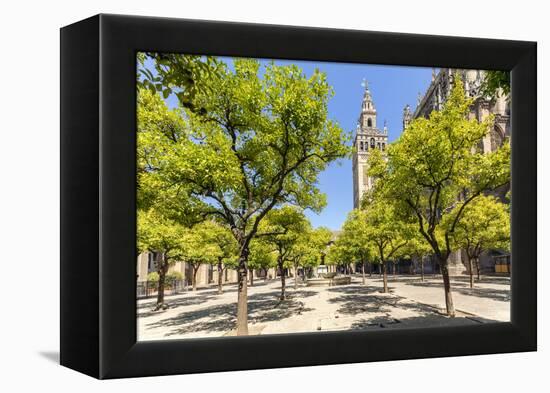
top-left (306, 265), bottom-right (352, 287)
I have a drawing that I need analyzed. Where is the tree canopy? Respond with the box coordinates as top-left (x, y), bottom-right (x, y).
top-left (446, 194), bottom-right (510, 287)
top-left (480, 70), bottom-right (510, 99)
top-left (337, 209), bottom-right (376, 265)
top-left (137, 209), bottom-right (187, 263)
top-left (259, 206), bottom-right (310, 299)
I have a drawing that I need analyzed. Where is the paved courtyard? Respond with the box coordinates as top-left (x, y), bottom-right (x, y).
top-left (137, 274), bottom-right (510, 341)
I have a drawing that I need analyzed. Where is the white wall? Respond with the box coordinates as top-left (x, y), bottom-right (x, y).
top-left (0, 0), bottom-right (546, 391)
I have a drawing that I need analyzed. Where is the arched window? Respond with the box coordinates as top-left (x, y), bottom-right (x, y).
top-left (377, 142), bottom-right (380, 150)
top-left (360, 141), bottom-right (364, 151)
top-left (370, 138), bottom-right (375, 148)
top-left (381, 143), bottom-right (385, 151)
top-left (367, 118), bottom-right (372, 127)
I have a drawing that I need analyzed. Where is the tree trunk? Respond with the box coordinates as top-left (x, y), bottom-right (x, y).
top-left (393, 262), bottom-right (397, 276)
top-left (236, 251), bottom-right (249, 336)
top-left (420, 257), bottom-right (425, 282)
top-left (192, 265), bottom-right (199, 291)
top-left (382, 262), bottom-right (388, 293)
top-left (362, 260), bottom-right (366, 285)
top-left (468, 256), bottom-right (474, 288)
top-left (249, 268), bottom-right (254, 287)
top-left (279, 259), bottom-right (286, 301)
top-left (217, 258), bottom-right (224, 294)
top-left (439, 257), bottom-right (456, 317)
top-left (475, 257), bottom-right (481, 280)
top-left (294, 264), bottom-right (299, 290)
top-left (155, 253), bottom-right (169, 310)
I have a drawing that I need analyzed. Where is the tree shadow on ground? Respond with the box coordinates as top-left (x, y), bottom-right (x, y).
top-left (137, 293), bottom-right (220, 318)
top-left (449, 275), bottom-right (510, 284)
top-left (249, 297), bottom-right (314, 324)
top-left (146, 289), bottom-right (315, 337)
top-left (397, 280), bottom-right (510, 302)
top-left (381, 277), bottom-right (471, 289)
top-left (327, 285), bottom-right (380, 295)
top-left (454, 286), bottom-right (510, 302)
top-left (147, 302), bottom-right (237, 335)
top-left (287, 289), bottom-right (319, 298)
top-left (381, 275), bottom-right (510, 286)
top-left (328, 291), bottom-right (439, 317)
top-left (349, 314), bottom-right (484, 331)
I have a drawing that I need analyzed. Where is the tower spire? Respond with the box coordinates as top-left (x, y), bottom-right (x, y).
top-left (361, 79), bottom-right (374, 108)
top-left (403, 104), bottom-right (412, 130)
top-left (360, 78), bottom-right (376, 128)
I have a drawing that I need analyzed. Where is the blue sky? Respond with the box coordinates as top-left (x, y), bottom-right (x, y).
top-left (158, 56), bottom-right (433, 230)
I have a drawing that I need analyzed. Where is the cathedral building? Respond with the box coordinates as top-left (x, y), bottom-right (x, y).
top-left (410, 68), bottom-right (510, 154)
top-left (352, 81), bottom-right (388, 208)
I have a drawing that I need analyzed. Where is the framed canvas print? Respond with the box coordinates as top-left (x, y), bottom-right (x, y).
top-left (60, 14), bottom-right (536, 379)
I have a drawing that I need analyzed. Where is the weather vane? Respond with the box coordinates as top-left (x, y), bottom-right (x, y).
top-left (361, 78), bottom-right (369, 90)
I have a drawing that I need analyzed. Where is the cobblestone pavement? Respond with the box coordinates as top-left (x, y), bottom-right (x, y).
top-left (137, 274), bottom-right (510, 341)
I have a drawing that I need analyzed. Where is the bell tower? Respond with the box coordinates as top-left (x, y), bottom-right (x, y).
top-left (352, 80), bottom-right (388, 208)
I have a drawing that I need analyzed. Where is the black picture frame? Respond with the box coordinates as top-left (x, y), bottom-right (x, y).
top-left (60, 14), bottom-right (537, 379)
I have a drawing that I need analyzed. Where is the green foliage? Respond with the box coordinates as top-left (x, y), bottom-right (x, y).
top-left (179, 221), bottom-right (223, 266)
top-left (446, 195), bottom-right (510, 258)
top-left (146, 271), bottom-right (183, 288)
top-left (361, 201), bottom-right (414, 262)
top-left (289, 227), bottom-right (331, 268)
top-left (330, 209), bottom-right (375, 266)
top-left (137, 209), bottom-right (188, 263)
top-left (248, 239), bottom-right (277, 270)
top-left (200, 220), bottom-right (239, 264)
top-left (147, 272), bottom-right (159, 283)
top-left (137, 52), bottom-right (220, 110)
top-left (401, 230), bottom-right (432, 259)
top-left (137, 88), bottom-right (206, 225)
top-left (480, 70), bottom-right (510, 99)
top-left (166, 271), bottom-right (184, 282)
top-left (258, 206), bottom-right (310, 269)
top-left (325, 242), bottom-right (349, 266)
